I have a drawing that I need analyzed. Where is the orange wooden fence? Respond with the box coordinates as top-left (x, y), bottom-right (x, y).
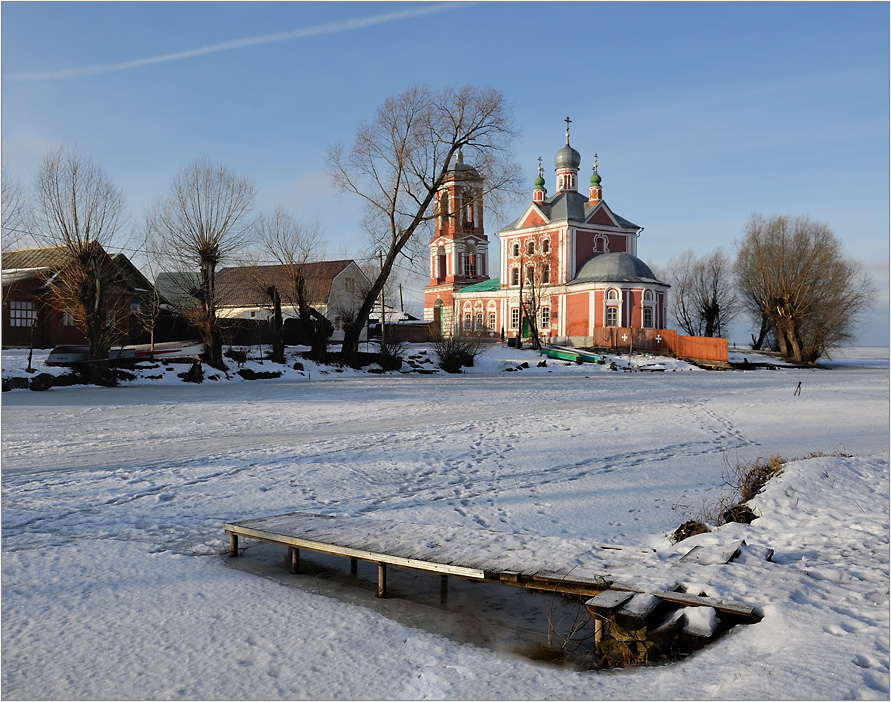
top-left (589, 328), bottom-right (727, 363)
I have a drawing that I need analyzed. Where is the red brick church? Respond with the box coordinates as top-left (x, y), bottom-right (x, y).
top-left (424, 120), bottom-right (679, 344)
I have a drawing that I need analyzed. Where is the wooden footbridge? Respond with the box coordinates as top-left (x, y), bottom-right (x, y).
top-left (223, 512), bottom-right (761, 628)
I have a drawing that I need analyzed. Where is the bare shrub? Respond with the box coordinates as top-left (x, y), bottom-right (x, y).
top-left (432, 334), bottom-right (486, 373)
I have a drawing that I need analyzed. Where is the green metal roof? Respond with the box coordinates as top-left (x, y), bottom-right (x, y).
top-left (460, 277), bottom-right (501, 293)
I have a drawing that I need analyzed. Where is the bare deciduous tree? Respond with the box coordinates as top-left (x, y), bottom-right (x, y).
top-left (735, 213), bottom-right (873, 364)
top-left (32, 146), bottom-right (128, 384)
top-left (663, 248), bottom-right (739, 338)
top-left (327, 83), bottom-right (520, 363)
top-left (2, 168), bottom-right (32, 253)
top-left (254, 209), bottom-right (330, 362)
top-left (146, 158), bottom-right (255, 370)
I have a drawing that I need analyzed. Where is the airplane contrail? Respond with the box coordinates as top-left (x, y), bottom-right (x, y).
top-left (5, 3), bottom-right (466, 81)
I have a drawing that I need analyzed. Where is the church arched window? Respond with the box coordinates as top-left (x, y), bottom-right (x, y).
top-left (526, 240), bottom-right (535, 256)
top-left (511, 242), bottom-right (520, 258)
top-left (510, 267), bottom-right (520, 286)
top-left (542, 238), bottom-right (550, 254)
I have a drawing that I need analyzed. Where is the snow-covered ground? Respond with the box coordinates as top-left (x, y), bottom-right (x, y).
top-left (1, 343), bottom-right (888, 700)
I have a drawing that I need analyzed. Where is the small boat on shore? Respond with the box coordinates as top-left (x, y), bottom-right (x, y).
top-left (541, 345), bottom-right (601, 364)
top-left (46, 341), bottom-right (205, 367)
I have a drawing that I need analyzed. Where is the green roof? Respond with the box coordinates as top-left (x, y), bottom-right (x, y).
top-left (460, 277), bottom-right (501, 293)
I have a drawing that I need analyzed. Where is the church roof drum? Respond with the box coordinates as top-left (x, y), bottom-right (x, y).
top-left (570, 252), bottom-right (667, 287)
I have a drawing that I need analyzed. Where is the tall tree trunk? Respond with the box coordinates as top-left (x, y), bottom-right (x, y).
top-left (268, 286), bottom-right (285, 364)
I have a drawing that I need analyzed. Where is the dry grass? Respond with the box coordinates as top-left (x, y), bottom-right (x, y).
top-left (723, 454), bottom-right (786, 503)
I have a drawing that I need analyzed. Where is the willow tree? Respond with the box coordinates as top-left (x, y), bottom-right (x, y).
top-left (327, 84), bottom-right (520, 363)
top-left (32, 146), bottom-right (128, 384)
top-left (735, 213), bottom-right (873, 364)
top-left (146, 158), bottom-right (255, 370)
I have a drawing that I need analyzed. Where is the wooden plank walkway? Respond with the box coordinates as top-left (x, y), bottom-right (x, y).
top-left (223, 511), bottom-right (761, 622)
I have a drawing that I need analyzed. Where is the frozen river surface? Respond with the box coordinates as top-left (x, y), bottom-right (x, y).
top-left (2, 345), bottom-right (888, 699)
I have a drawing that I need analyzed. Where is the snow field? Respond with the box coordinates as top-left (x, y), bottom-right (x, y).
top-left (1, 345), bottom-right (888, 699)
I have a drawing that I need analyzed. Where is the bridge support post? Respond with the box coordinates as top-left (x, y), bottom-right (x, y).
top-left (377, 563), bottom-right (387, 598)
top-left (290, 547), bottom-right (300, 574)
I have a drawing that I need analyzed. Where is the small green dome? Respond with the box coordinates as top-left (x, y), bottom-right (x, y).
top-left (534, 173), bottom-right (546, 189)
top-left (590, 167), bottom-right (601, 186)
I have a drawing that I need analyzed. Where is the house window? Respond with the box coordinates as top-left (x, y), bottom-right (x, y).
top-left (643, 307), bottom-right (653, 328)
top-left (541, 264), bottom-right (550, 284)
top-left (541, 306), bottom-right (550, 329)
top-left (510, 267), bottom-right (519, 286)
top-left (487, 312), bottom-right (496, 330)
top-left (464, 253), bottom-right (476, 279)
top-left (9, 300), bottom-right (36, 327)
top-left (345, 277), bottom-right (356, 293)
top-left (510, 308), bottom-right (520, 329)
top-left (606, 306), bottom-right (619, 327)
top-left (62, 310), bottom-right (75, 327)
top-left (130, 302), bottom-right (141, 315)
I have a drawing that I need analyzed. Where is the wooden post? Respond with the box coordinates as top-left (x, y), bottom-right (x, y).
top-left (377, 563), bottom-right (387, 598)
top-left (290, 547), bottom-right (300, 574)
top-left (594, 617), bottom-right (603, 645)
top-left (350, 558), bottom-right (358, 576)
top-left (229, 533), bottom-right (238, 557)
top-left (440, 574), bottom-right (448, 603)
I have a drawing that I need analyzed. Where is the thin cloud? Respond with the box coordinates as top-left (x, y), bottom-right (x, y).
top-left (6, 3), bottom-right (466, 81)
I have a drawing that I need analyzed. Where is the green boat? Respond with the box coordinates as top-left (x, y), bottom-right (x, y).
top-left (541, 346), bottom-right (600, 364)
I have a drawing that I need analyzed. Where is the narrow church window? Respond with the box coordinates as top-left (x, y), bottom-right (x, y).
top-left (510, 267), bottom-right (519, 286)
top-left (525, 266), bottom-right (535, 284)
top-left (542, 264), bottom-right (550, 284)
top-left (511, 242), bottom-right (520, 257)
top-left (488, 312), bottom-right (496, 330)
top-left (476, 312), bottom-right (483, 328)
top-left (526, 240), bottom-right (535, 256)
top-left (607, 288), bottom-right (619, 300)
top-left (541, 306), bottom-right (550, 329)
top-left (510, 308), bottom-right (520, 329)
top-left (464, 253), bottom-right (476, 279)
top-left (438, 191), bottom-right (448, 227)
top-left (643, 307), bottom-right (653, 328)
top-left (542, 239), bottom-right (550, 253)
top-left (606, 306), bottom-right (619, 327)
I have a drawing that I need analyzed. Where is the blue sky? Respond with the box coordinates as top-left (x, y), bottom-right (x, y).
top-left (3, 1), bottom-right (888, 345)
